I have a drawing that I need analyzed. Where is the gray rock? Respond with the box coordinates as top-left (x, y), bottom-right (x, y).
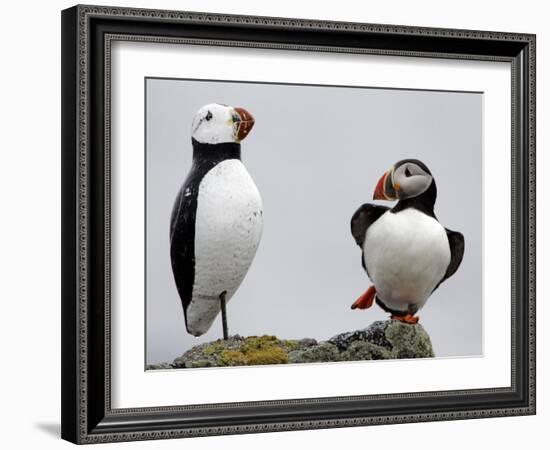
top-left (340, 340), bottom-right (392, 361)
top-left (384, 321), bottom-right (435, 359)
top-left (329, 320), bottom-right (433, 359)
top-left (171, 335), bottom-right (246, 368)
top-left (148, 320), bottom-right (434, 369)
top-left (183, 359), bottom-right (215, 368)
top-left (288, 342), bottom-right (341, 364)
top-left (296, 338), bottom-right (318, 348)
top-left (329, 320), bottom-right (392, 351)
top-left (146, 362), bottom-right (174, 370)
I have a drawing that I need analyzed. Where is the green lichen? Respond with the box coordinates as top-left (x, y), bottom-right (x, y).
top-left (184, 359), bottom-right (214, 368)
top-left (204, 341), bottom-right (225, 356)
top-left (281, 339), bottom-right (298, 351)
top-left (242, 335), bottom-right (277, 350)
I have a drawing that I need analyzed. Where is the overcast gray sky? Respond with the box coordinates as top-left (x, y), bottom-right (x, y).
top-left (145, 78), bottom-right (482, 365)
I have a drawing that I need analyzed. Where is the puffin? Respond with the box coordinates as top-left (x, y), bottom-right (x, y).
top-left (170, 103), bottom-right (263, 337)
top-left (350, 159), bottom-right (464, 324)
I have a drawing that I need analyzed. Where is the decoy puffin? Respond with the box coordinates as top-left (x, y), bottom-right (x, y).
top-left (170, 103), bottom-right (263, 337)
top-left (350, 159), bottom-right (464, 324)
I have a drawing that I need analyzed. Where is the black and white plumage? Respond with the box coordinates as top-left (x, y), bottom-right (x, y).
top-left (350, 159), bottom-right (464, 323)
top-left (170, 103), bottom-right (262, 337)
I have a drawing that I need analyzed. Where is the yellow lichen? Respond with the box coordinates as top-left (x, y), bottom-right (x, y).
top-left (215, 335), bottom-right (289, 366)
top-left (219, 350), bottom-right (248, 366)
top-left (245, 347), bottom-right (288, 365)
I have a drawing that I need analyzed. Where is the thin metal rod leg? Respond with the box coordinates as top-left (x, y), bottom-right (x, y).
top-left (220, 291), bottom-right (229, 340)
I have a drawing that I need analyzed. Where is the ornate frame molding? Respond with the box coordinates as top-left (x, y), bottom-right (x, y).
top-left (61, 4), bottom-right (536, 444)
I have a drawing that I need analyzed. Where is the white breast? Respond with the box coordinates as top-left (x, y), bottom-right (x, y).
top-left (186, 159), bottom-right (263, 336)
top-left (363, 208), bottom-right (450, 312)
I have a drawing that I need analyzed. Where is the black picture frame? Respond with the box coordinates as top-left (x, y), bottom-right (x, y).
top-left (61, 4), bottom-right (536, 444)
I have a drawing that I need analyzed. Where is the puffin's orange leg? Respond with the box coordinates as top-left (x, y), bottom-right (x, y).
top-left (351, 286), bottom-right (376, 310)
top-left (390, 313), bottom-right (419, 324)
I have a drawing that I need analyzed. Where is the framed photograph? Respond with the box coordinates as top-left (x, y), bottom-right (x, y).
top-left (61, 4), bottom-right (536, 444)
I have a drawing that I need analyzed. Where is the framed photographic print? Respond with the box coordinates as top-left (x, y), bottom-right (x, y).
top-left (61, 4), bottom-right (536, 444)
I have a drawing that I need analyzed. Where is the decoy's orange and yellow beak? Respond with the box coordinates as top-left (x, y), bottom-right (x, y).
top-left (233, 107), bottom-right (255, 141)
top-left (373, 167), bottom-right (398, 201)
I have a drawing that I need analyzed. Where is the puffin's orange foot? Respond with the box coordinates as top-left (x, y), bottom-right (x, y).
top-left (351, 286), bottom-right (376, 310)
top-left (391, 314), bottom-right (419, 324)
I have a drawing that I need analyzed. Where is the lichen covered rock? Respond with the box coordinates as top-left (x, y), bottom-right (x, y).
top-left (329, 320), bottom-right (435, 360)
top-left (339, 340), bottom-right (392, 360)
top-left (145, 362), bottom-right (175, 370)
top-left (288, 342), bottom-right (341, 364)
top-left (150, 320), bottom-right (434, 369)
top-left (172, 335), bottom-right (317, 368)
top-left (383, 320), bottom-right (435, 359)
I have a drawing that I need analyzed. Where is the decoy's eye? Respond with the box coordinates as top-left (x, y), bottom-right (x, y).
top-left (205, 110), bottom-right (213, 121)
top-left (404, 166), bottom-right (412, 177)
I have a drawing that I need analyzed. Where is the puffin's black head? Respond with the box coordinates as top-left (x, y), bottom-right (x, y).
top-left (373, 159), bottom-right (435, 201)
top-left (191, 103), bottom-right (255, 145)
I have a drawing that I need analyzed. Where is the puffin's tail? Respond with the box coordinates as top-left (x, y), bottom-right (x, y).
top-left (184, 294), bottom-right (226, 337)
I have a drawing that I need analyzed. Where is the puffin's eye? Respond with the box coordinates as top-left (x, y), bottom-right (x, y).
top-left (205, 110), bottom-right (213, 121)
top-left (404, 166), bottom-right (412, 177)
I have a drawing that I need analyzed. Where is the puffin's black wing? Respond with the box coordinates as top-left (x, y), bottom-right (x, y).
top-left (350, 203), bottom-right (390, 247)
top-left (169, 173), bottom-right (202, 326)
top-left (170, 155), bottom-right (223, 331)
top-left (433, 228), bottom-right (465, 291)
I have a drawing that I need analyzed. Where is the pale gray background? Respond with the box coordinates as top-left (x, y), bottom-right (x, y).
top-left (146, 78), bottom-right (482, 365)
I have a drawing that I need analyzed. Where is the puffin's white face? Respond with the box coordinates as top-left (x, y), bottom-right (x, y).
top-left (373, 160), bottom-right (433, 201)
top-left (191, 103), bottom-right (255, 145)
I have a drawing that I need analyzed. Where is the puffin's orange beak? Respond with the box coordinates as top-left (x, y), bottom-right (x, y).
top-left (373, 171), bottom-right (388, 200)
top-left (373, 168), bottom-right (397, 201)
top-left (233, 107), bottom-right (255, 141)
